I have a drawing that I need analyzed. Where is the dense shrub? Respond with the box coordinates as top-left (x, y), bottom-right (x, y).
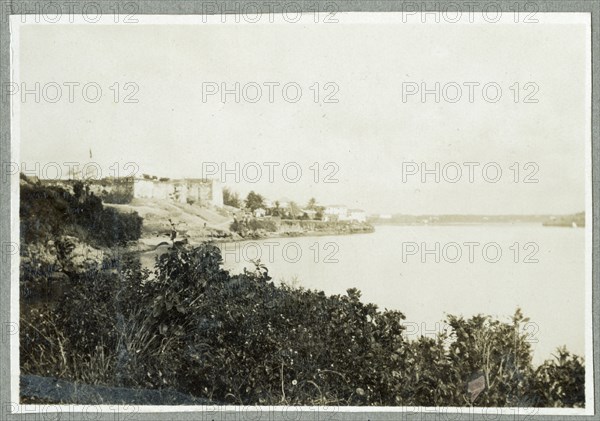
top-left (20, 178), bottom-right (142, 247)
top-left (438, 312), bottom-right (536, 406)
top-left (21, 253), bottom-right (147, 386)
top-left (20, 243), bottom-right (586, 407)
top-left (230, 218), bottom-right (278, 237)
top-left (533, 347), bottom-right (585, 407)
top-left (139, 247), bottom-right (409, 404)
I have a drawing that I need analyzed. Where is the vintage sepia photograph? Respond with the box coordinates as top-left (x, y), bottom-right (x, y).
top-left (5, 5), bottom-right (595, 418)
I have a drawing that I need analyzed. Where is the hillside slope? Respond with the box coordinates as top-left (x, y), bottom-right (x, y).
top-left (106, 198), bottom-right (234, 248)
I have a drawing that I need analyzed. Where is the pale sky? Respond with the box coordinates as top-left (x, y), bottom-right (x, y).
top-left (16, 16), bottom-right (589, 214)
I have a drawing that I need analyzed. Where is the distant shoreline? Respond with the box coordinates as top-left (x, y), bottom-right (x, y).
top-left (370, 212), bottom-right (585, 228)
top-left (372, 221), bottom-right (584, 227)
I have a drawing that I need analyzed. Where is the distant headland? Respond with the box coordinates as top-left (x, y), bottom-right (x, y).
top-left (370, 212), bottom-right (585, 228)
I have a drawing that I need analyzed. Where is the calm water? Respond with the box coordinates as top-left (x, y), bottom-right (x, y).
top-left (220, 224), bottom-right (586, 365)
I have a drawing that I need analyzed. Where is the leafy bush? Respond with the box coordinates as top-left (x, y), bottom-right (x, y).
top-left (533, 347), bottom-right (585, 407)
top-left (230, 218), bottom-right (278, 237)
top-left (438, 311), bottom-right (536, 406)
top-left (21, 242), bottom-right (586, 407)
top-left (20, 178), bottom-right (142, 248)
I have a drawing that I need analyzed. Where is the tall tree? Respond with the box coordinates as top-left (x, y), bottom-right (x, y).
top-left (245, 191), bottom-right (265, 212)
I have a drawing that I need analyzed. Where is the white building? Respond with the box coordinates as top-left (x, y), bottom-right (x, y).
top-left (348, 209), bottom-right (367, 223)
top-left (323, 205), bottom-right (349, 221)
